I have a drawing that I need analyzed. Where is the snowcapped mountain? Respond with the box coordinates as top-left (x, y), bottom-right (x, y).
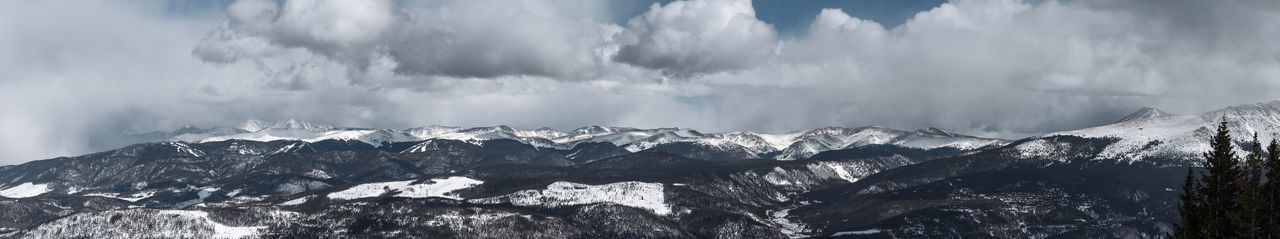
top-left (236, 119), bottom-right (271, 132)
top-left (1043, 101), bottom-right (1280, 164)
top-left (770, 126), bottom-right (1007, 161)
top-left (238, 118), bottom-right (334, 132)
top-left (155, 119), bottom-right (1006, 161)
top-left (1115, 107), bottom-right (1169, 123)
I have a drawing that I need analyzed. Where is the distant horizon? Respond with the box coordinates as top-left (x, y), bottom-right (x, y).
top-left (134, 99), bottom-right (1280, 137)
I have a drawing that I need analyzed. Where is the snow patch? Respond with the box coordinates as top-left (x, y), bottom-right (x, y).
top-left (471, 181), bottom-right (670, 215)
top-left (304, 169), bottom-right (332, 179)
top-left (86, 190), bottom-right (157, 202)
top-left (328, 176), bottom-right (483, 200)
top-left (832, 229), bottom-right (882, 236)
top-left (0, 182), bottom-right (50, 198)
top-left (158, 210), bottom-right (265, 238)
top-left (278, 195), bottom-right (313, 206)
top-left (769, 206), bottom-right (812, 238)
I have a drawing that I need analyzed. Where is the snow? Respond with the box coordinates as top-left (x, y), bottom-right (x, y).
top-left (514, 127), bottom-right (569, 139)
top-left (762, 160), bottom-right (896, 191)
top-left (400, 140), bottom-right (453, 153)
top-left (166, 142), bottom-right (206, 157)
top-left (769, 126), bottom-right (1006, 161)
top-left (832, 229), bottom-right (882, 236)
top-left (180, 120), bottom-right (1007, 160)
top-left (17, 209), bottom-right (272, 239)
top-left (470, 181), bottom-right (671, 215)
top-left (84, 190), bottom-right (157, 202)
top-left (1039, 101), bottom-right (1280, 163)
top-left (404, 125), bottom-right (463, 138)
top-left (755, 132), bottom-right (804, 150)
top-left (327, 176), bottom-right (483, 200)
top-left (304, 169), bottom-right (332, 179)
top-left (270, 142), bottom-right (313, 154)
top-left (158, 210), bottom-right (265, 238)
top-left (810, 162), bottom-right (861, 183)
top-left (0, 182), bottom-right (51, 198)
top-left (896, 134), bottom-right (1004, 150)
top-left (1013, 139), bottom-right (1062, 159)
top-left (201, 128), bottom-right (420, 148)
top-left (1050, 114), bottom-right (1214, 162)
top-left (1116, 107), bottom-right (1169, 123)
top-left (769, 206), bottom-right (812, 238)
top-left (311, 129), bottom-right (419, 145)
top-left (237, 119), bottom-right (271, 132)
top-left (278, 196), bottom-right (312, 206)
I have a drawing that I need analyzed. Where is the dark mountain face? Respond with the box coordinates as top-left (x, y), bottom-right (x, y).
top-left (792, 136), bottom-right (1182, 238)
top-left (0, 118), bottom-right (1227, 238)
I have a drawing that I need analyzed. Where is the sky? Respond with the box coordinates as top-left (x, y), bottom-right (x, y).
top-left (2, 0), bottom-right (1280, 165)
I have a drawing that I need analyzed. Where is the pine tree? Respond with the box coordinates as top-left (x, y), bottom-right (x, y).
top-left (1199, 120), bottom-right (1242, 238)
top-left (1235, 133), bottom-right (1265, 238)
top-left (1171, 166), bottom-right (1205, 239)
top-left (1265, 139), bottom-right (1280, 239)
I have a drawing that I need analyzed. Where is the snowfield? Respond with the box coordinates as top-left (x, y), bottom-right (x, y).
top-left (14, 209), bottom-right (271, 239)
top-left (0, 182), bottom-right (50, 198)
top-left (470, 181), bottom-right (671, 215)
top-left (157, 210), bottom-right (265, 238)
top-left (327, 176), bottom-right (483, 200)
top-left (1045, 102), bottom-right (1280, 163)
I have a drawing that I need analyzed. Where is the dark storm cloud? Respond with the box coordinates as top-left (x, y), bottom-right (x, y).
top-left (3, 0), bottom-right (1280, 165)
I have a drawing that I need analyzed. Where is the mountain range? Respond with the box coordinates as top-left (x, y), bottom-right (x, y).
top-left (146, 118), bottom-right (1009, 162)
top-left (2, 100), bottom-right (1279, 238)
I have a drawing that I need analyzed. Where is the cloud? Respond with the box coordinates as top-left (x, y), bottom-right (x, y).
top-left (196, 0), bottom-right (622, 81)
top-left (614, 0), bottom-right (779, 75)
top-left (692, 0), bottom-right (1280, 136)
top-left (5, 0), bottom-right (1280, 165)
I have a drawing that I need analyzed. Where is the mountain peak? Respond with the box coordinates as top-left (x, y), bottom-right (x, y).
top-left (915, 127), bottom-right (959, 137)
top-left (1116, 107), bottom-right (1169, 123)
top-left (270, 118), bottom-right (334, 131)
top-left (237, 119), bottom-right (271, 132)
top-left (237, 118), bottom-right (334, 132)
top-left (573, 125), bottom-right (614, 135)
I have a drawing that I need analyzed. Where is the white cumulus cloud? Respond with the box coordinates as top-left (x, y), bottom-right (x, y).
top-left (614, 0), bottom-right (779, 75)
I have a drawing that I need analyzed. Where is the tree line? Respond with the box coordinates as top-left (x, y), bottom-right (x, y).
top-left (1171, 120), bottom-right (1280, 238)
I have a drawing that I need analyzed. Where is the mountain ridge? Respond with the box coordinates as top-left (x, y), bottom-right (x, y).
top-left (132, 119), bottom-right (1008, 162)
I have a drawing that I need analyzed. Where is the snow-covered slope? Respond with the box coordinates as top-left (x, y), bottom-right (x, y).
top-left (12, 209), bottom-right (274, 239)
top-left (200, 119), bottom-right (418, 146)
top-left (469, 181), bottom-right (670, 215)
top-left (158, 119), bottom-right (1005, 161)
top-left (1045, 101), bottom-right (1280, 163)
top-left (0, 182), bottom-right (50, 198)
top-left (1115, 107), bottom-right (1169, 123)
top-left (327, 176), bottom-right (483, 200)
top-left (771, 127), bottom-right (1006, 161)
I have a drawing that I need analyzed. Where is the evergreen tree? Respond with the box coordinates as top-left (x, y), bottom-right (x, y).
top-left (1235, 133), bottom-right (1265, 238)
top-left (1265, 139), bottom-right (1280, 238)
top-left (1171, 166), bottom-right (1205, 239)
top-left (1174, 120), bottom-right (1280, 239)
top-left (1199, 120), bottom-right (1241, 238)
